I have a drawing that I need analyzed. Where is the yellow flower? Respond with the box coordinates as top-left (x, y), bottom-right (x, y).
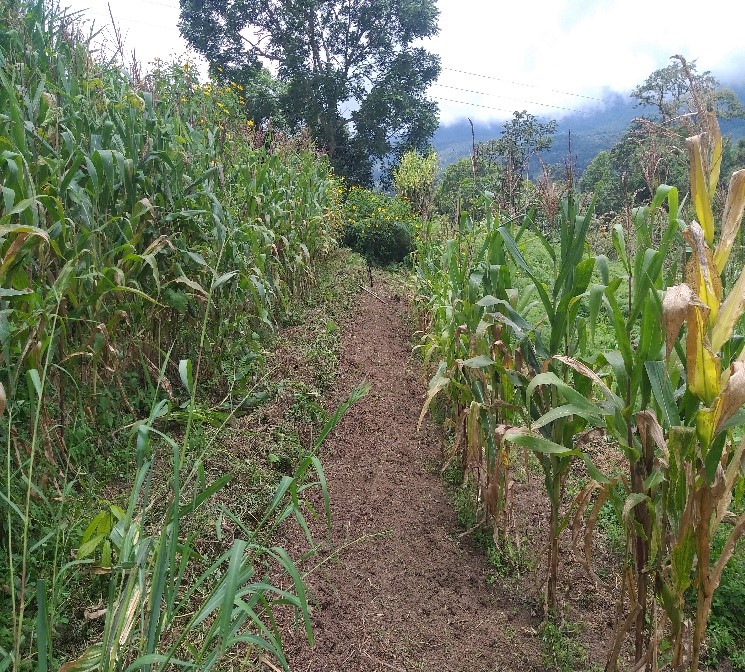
top-left (180, 97), bottom-right (187, 102)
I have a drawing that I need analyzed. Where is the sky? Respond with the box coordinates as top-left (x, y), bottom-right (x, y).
top-left (64, 0), bottom-right (745, 126)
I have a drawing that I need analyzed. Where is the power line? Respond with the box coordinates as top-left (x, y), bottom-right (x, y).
top-left (442, 66), bottom-right (603, 102)
top-left (432, 96), bottom-right (518, 116)
top-left (432, 83), bottom-right (580, 113)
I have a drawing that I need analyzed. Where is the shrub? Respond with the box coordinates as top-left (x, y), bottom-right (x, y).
top-left (341, 186), bottom-right (417, 264)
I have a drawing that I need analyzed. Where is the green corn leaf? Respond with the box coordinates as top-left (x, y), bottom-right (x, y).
top-left (531, 403), bottom-right (603, 430)
top-left (212, 271), bottom-right (238, 290)
top-left (504, 429), bottom-right (578, 456)
top-left (179, 359), bottom-right (193, 395)
top-left (645, 360), bottom-right (681, 427)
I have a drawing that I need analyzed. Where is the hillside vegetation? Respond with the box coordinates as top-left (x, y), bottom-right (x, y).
top-left (0, 1), bottom-right (353, 669)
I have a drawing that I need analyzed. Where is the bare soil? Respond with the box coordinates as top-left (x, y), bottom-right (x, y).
top-left (282, 273), bottom-right (552, 671)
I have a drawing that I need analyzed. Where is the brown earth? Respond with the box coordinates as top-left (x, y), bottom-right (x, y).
top-left (281, 274), bottom-right (552, 672)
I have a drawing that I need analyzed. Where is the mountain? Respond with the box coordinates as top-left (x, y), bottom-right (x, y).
top-left (432, 83), bottom-right (745, 176)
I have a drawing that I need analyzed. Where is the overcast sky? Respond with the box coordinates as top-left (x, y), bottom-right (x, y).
top-left (65, 0), bottom-right (745, 126)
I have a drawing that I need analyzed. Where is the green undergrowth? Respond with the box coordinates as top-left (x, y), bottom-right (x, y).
top-left (199, 247), bottom-right (366, 522)
top-left (442, 459), bottom-right (532, 582)
top-left (540, 618), bottom-right (602, 672)
top-left (703, 523), bottom-right (745, 670)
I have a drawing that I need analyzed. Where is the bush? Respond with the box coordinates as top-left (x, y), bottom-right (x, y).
top-left (342, 186), bottom-right (417, 264)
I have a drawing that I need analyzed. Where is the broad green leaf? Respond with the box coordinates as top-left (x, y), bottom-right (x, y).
top-left (582, 453), bottom-right (610, 484)
top-left (212, 270), bottom-right (238, 290)
top-left (27, 369), bottom-right (42, 399)
top-left (612, 223), bottom-right (629, 272)
top-left (672, 526), bottom-right (695, 594)
top-left (0, 223), bottom-right (49, 242)
top-left (527, 371), bottom-right (604, 417)
top-left (179, 359), bottom-right (193, 394)
top-left (645, 360), bottom-right (681, 427)
top-left (175, 275), bottom-right (207, 297)
top-left (504, 429), bottom-right (578, 456)
top-left (531, 403), bottom-right (603, 430)
top-left (462, 355), bottom-right (494, 369)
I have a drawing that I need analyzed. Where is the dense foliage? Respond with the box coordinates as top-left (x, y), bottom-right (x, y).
top-left (341, 186), bottom-right (417, 264)
top-left (178, 0), bottom-right (441, 185)
top-left (415, 109), bottom-right (745, 671)
top-left (0, 1), bottom-right (349, 669)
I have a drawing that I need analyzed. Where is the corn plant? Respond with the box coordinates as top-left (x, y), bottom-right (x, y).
top-left (1, 0), bottom-right (343, 667)
top-left (653, 114), bottom-right (745, 671)
top-left (498, 192), bottom-right (616, 615)
top-left (569, 113), bottom-right (745, 671)
top-left (415, 201), bottom-right (532, 541)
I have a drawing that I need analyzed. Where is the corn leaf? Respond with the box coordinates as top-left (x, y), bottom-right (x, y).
top-left (687, 135), bottom-right (715, 244)
top-left (686, 302), bottom-right (720, 406)
top-left (713, 170), bottom-right (745, 274)
top-left (712, 263), bottom-right (745, 352)
top-left (645, 360), bottom-right (681, 427)
top-left (663, 284), bottom-right (695, 358)
top-left (504, 429), bottom-right (578, 456)
top-left (684, 222), bottom-right (721, 324)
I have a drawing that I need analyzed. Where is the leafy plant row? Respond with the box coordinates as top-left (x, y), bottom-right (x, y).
top-left (413, 111), bottom-right (745, 671)
top-left (0, 0), bottom-right (345, 669)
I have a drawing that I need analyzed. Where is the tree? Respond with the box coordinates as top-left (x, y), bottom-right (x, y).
top-left (178, 0), bottom-right (441, 185)
top-left (434, 156), bottom-right (502, 224)
top-left (631, 56), bottom-right (744, 126)
top-left (477, 111), bottom-right (557, 213)
top-left (393, 150), bottom-right (437, 219)
top-left (582, 56), bottom-right (745, 217)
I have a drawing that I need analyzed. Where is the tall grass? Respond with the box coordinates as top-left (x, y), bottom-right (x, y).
top-left (0, 0), bottom-right (345, 668)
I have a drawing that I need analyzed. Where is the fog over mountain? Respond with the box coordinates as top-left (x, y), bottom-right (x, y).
top-left (432, 82), bottom-right (745, 175)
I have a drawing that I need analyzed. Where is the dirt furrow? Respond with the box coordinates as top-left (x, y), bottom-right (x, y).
top-left (284, 277), bottom-right (543, 671)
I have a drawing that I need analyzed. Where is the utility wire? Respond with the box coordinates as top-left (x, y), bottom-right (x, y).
top-left (432, 83), bottom-right (580, 113)
top-left (442, 66), bottom-right (603, 102)
top-left (432, 96), bottom-right (519, 116)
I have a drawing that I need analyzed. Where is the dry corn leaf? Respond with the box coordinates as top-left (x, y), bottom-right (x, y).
top-left (684, 222), bottom-right (722, 324)
top-left (713, 170), bottom-right (745, 274)
top-left (687, 135), bottom-right (716, 244)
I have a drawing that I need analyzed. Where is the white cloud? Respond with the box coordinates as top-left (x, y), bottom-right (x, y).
top-left (431, 0), bottom-right (745, 124)
top-left (63, 0), bottom-right (745, 125)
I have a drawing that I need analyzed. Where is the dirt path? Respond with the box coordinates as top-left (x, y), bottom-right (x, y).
top-left (285, 275), bottom-right (544, 671)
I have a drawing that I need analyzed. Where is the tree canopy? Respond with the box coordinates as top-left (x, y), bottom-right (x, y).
top-left (178, 0), bottom-right (441, 184)
top-left (631, 56), bottom-right (744, 125)
top-left (477, 111), bottom-right (557, 213)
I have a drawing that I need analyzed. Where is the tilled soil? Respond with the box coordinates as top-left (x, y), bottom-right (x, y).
top-left (284, 277), bottom-right (545, 671)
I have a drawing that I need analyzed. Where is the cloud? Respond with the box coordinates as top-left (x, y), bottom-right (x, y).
top-left (66, 0), bottom-right (744, 125)
top-left (430, 0), bottom-right (745, 123)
